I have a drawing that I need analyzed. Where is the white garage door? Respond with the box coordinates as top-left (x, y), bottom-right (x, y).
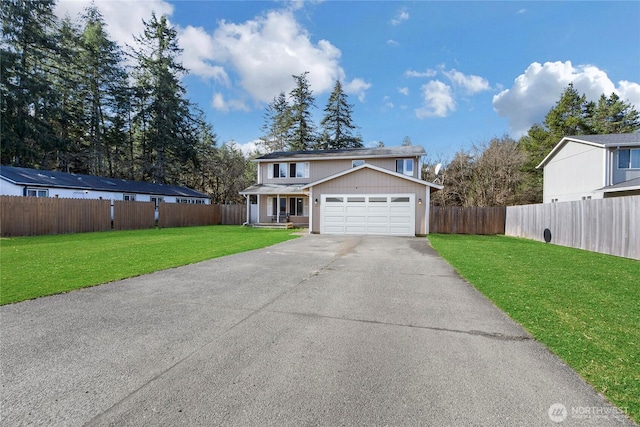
top-left (320, 194), bottom-right (415, 236)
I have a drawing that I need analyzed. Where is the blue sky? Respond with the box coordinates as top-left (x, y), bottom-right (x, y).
top-left (55, 1), bottom-right (640, 159)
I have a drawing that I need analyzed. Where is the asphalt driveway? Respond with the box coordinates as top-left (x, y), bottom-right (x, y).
top-left (0, 235), bottom-right (634, 426)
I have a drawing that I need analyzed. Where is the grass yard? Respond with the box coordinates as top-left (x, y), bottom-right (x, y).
top-left (0, 226), bottom-right (298, 305)
top-left (428, 234), bottom-right (640, 423)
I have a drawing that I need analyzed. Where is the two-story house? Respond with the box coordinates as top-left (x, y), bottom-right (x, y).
top-left (239, 146), bottom-right (443, 236)
top-left (537, 133), bottom-right (640, 203)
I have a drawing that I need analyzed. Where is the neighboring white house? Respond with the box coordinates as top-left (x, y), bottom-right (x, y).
top-left (239, 146), bottom-right (443, 236)
top-left (0, 166), bottom-right (210, 207)
top-left (537, 133), bottom-right (640, 203)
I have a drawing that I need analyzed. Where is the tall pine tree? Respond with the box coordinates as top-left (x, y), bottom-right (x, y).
top-left (318, 80), bottom-right (362, 150)
top-left (288, 72), bottom-right (316, 151)
top-left (131, 13), bottom-right (197, 183)
top-left (1, 0), bottom-right (61, 167)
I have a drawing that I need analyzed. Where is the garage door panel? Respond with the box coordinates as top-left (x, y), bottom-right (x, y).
top-left (321, 194), bottom-right (415, 236)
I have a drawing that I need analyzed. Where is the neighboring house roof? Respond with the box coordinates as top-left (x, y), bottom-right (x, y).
top-left (597, 176), bottom-right (640, 193)
top-left (537, 133), bottom-right (640, 169)
top-left (0, 166), bottom-right (209, 198)
top-left (301, 163), bottom-right (443, 191)
top-left (255, 146), bottom-right (426, 162)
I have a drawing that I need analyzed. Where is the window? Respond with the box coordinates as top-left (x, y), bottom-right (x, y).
top-left (289, 162), bottom-right (309, 178)
top-left (123, 194), bottom-right (136, 201)
top-left (391, 196), bottom-right (410, 203)
top-left (396, 159), bottom-right (414, 176)
top-left (325, 197), bottom-right (343, 203)
top-left (271, 163), bottom-right (287, 178)
top-left (347, 197), bottom-right (365, 202)
top-left (369, 196), bottom-right (387, 202)
top-left (26, 188), bottom-right (48, 197)
top-left (288, 197), bottom-right (307, 216)
top-left (582, 196), bottom-right (592, 200)
top-left (352, 160), bottom-right (365, 167)
top-left (268, 197), bottom-right (288, 216)
top-left (618, 149), bottom-right (640, 169)
top-left (269, 162), bottom-right (309, 178)
top-left (177, 198), bottom-right (205, 204)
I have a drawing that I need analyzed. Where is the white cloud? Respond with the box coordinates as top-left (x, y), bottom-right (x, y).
top-left (209, 9), bottom-right (367, 103)
top-left (398, 87), bottom-right (409, 96)
top-left (387, 39), bottom-right (399, 46)
top-left (54, 0), bottom-right (174, 50)
top-left (443, 69), bottom-right (490, 94)
top-left (493, 61), bottom-right (640, 137)
top-left (212, 93), bottom-right (248, 112)
top-left (178, 26), bottom-right (229, 83)
top-left (344, 78), bottom-right (372, 102)
top-left (416, 80), bottom-right (455, 118)
top-left (391, 8), bottom-right (409, 26)
top-left (235, 139), bottom-right (260, 157)
top-left (517, 9), bottom-right (527, 15)
top-left (405, 68), bottom-right (438, 78)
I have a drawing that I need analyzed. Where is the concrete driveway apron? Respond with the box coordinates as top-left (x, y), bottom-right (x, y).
top-left (1, 235), bottom-right (634, 426)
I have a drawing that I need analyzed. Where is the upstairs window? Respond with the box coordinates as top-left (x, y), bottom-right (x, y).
top-left (271, 163), bottom-right (287, 178)
top-left (396, 159), bottom-right (414, 176)
top-left (269, 162), bottom-right (309, 178)
top-left (289, 162), bottom-right (309, 178)
top-left (618, 149), bottom-right (640, 169)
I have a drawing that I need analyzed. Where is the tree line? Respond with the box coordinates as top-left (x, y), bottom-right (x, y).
top-left (1, 0), bottom-right (248, 203)
top-left (422, 84), bottom-right (640, 206)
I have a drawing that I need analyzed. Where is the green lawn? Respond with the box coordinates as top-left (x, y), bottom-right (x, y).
top-left (0, 226), bottom-right (298, 305)
top-left (428, 234), bottom-right (640, 423)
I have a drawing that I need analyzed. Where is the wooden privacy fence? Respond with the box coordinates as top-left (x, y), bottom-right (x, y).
top-left (430, 206), bottom-right (506, 235)
top-left (0, 196), bottom-right (111, 236)
top-left (113, 200), bottom-right (155, 230)
top-left (505, 196), bottom-right (639, 260)
top-left (0, 196), bottom-right (246, 237)
top-left (158, 203), bottom-right (221, 228)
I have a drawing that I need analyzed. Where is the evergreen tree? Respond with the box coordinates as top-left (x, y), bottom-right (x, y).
top-left (318, 80), bottom-right (362, 149)
top-left (288, 72), bottom-right (316, 151)
top-left (590, 93), bottom-right (640, 134)
top-left (1, 0), bottom-right (61, 166)
top-left (78, 5), bottom-right (129, 177)
top-left (131, 13), bottom-right (197, 183)
top-left (259, 91), bottom-right (292, 153)
top-left (544, 83), bottom-right (593, 139)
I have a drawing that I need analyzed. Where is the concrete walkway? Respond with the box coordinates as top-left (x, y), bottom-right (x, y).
top-left (0, 235), bottom-right (634, 426)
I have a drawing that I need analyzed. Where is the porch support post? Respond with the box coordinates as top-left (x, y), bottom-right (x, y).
top-left (245, 195), bottom-right (250, 225)
top-left (276, 194), bottom-right (280, 223)
top-left (308, 188), bottom-right (313, 234)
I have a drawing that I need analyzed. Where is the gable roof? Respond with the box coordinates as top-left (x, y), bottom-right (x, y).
top-left (301, 163), bottom-right (443, 191)
top-left (0, 166), bottom-right (209, 198)
top-left (537, 133), bottom-right (640, 169)
top-left (255, 145), bottom-right (426, 162)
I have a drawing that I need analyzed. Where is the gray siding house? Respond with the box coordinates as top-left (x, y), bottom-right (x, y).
top-left (240, 146), bottom-right (442, 236)
top-left (537, 133), bottom-right (640, 203)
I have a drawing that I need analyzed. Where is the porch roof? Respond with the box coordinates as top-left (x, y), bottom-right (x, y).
top-left (239, 183), bottom-right (309, 195)
top-left (596, 176), bottom-right (640, 193)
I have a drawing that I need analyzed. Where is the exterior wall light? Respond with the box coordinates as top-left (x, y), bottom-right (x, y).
top-left (418, 198), bottom-right (422, 205)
